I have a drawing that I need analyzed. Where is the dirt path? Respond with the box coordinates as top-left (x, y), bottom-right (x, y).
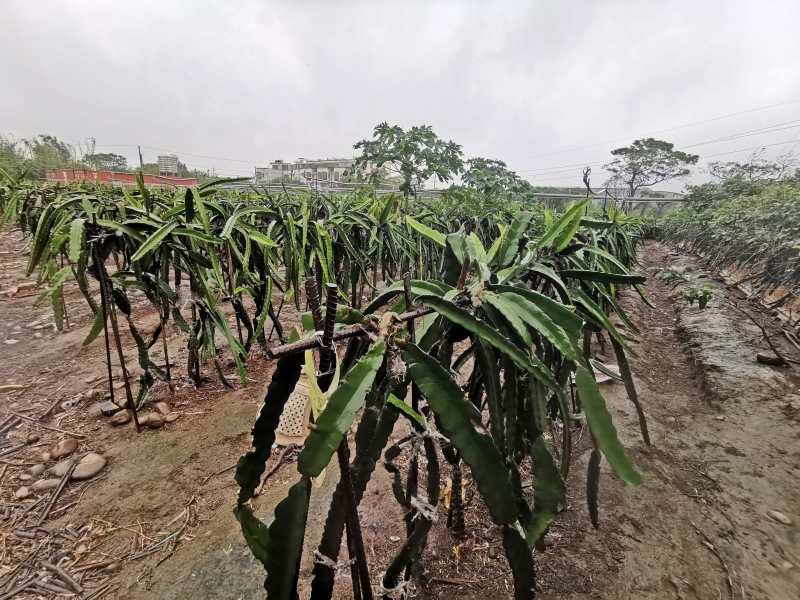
top-left (2, 231), bottom-right (800, 599)
top-left (534, 241), bottom-right (800, 600)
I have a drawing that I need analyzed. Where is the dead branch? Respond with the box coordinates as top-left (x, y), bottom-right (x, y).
top-left (784, 329), bottom-right (800, 354)
top-left (254, 444), bottom-right (295, 496)
top-left (38, 463), bottom-right (75, 525)
top-left (41, 562), bottom-right (82, 594)
top-left (200, 463), bottom-right (237, 486)
top-left (691, 521), bottom-right (733, 600)
top-left (729, 301), bottom-right (790, 368)
top-left (3, 411), bottom-right (85, 438)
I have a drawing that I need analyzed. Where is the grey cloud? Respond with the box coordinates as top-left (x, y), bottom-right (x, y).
top-left (2, 0), bottom-right (799, 187)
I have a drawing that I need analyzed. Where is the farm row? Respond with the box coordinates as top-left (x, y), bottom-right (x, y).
top-left (0, 170), bottom-right (651, 599)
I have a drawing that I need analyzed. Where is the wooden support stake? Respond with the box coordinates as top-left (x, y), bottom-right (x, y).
top-left (93, 241), bottom-right (139, 431)
top-left (161, 304), bottom-right (173, 390)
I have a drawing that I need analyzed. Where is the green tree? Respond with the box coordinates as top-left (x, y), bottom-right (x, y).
top-left (352, 123), bottom-right (464, 202)
top-left (23, 135), bottom-right (75, 166)
top-left (604, 138), bottom-right (698, 197)
top-left (135, 162), bottom-right (160, 176)
top-left (84, 152), bottom-right (129, 172)
top-left (705, 149), bottom-right (798, 182)
top-left (178, 162), bottom-right (210, 180)
top-left (462, 157), bottom-right (533, 199)
top-left (0, 135), bottom-right (26, 174)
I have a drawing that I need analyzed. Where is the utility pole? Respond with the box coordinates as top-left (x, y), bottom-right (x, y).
top-left (138, 146), bottom-right (144, 173)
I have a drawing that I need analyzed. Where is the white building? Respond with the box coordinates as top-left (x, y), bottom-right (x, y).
top-left (255, 158), bottom-right (356, 186)
top-left (158, 154), bottom-right (180, 177)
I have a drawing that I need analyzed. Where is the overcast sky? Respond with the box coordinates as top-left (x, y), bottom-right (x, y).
top-left (2, 0), bottom-right (800, 190)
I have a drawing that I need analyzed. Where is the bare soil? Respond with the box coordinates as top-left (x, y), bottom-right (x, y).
top-left (1, 231), bottom-right (799, 600)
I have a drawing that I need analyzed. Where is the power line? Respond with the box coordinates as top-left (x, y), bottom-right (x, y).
top-left (516, 159), bottom-right (607, 175)
top-left (142, 146), bottom-right (273, 164)
top-left (778, 129), bottom-right (800, 156)
top-left (138, 153), bottom-right (253, 177)
top-left (97, 143), bottom-right (275, 165)
top-left (519, 139), bottom-right (800, 184)
top-left (514, 120), bottom-right (800, 177)
top-left (98, 100), bottom-right (800, 183)
top-left (506, 97), bottom-right (800, 163)
top-left (695, 139), bottom-right (800, 159)
top-left (681, 121), bottom-right (800, 149)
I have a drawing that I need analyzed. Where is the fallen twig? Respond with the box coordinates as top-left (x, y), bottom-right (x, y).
top-left (73, 560), bottom-right (124, 573)
top-left (430, 577), bottom-right (479, 585)
top-left (785, 330), bottom-right (800, 353)
top-left (83, 581), bottom-right (115, 600)
top-left (200, 463), bottom-right (237, 486)
top-left (729, 302), bottom-right (791, 368)
top-left (38, 463), bottom-right (75, 525)
top-left (3, 411), bottom-right (85, 438)
top-left (254, 444), bottom-right (295, 496)
top-left (14, 530), bottom-right (37, 539)
top-left (0, 575), bottom-right (38, 600)
top-left (155, 550), bottom-right (175, 568)
top-left (0, 416), bottom-right (21, 434)
top-left (691, 521), bottom-right (733, 600)
top-left (22, 494), bottom-right (48, 515)
top-left (0, 444), bottom-right (26, 458)
top-left (0, 384), bottom-right (26, 392)
top-left (49, 501), bottom-right (78, 515)
top-left (130, 524), bottom-right (189, 560)
top-left (39, 396), bottom-right (65, 421)
top-left (0, 534), bottom-right (51, 587)
top-left (165, 508), bottom-right (187, 528)
top-left (42, 562), bottom-right (83, 594)
top-left (129, 547), bottom-right (162, 561)
top-left (32, 577), bottom-right (73, 595)
top-left (66, 478), bottom-right (101, 523)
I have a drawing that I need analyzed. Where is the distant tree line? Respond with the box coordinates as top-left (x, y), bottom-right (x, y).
top-left (10, 125), bottom-right (774, 201)
top-left (0, 134), bottom-right (209, 181)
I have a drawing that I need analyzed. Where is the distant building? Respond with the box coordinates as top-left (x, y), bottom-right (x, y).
top-left (158, 154), bottom-right (180, 177)
top-left (255, 159), bottom-right (294, 183)
top-left (295, 158), bottom-right (355, 184)
top-left (255, 157), bottom-right (356, 185)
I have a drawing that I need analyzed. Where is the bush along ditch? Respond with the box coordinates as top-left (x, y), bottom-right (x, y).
top-left (657, 178), bottom-right (800, 318)
top-left (234, 201), bottom-right (652, 600)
